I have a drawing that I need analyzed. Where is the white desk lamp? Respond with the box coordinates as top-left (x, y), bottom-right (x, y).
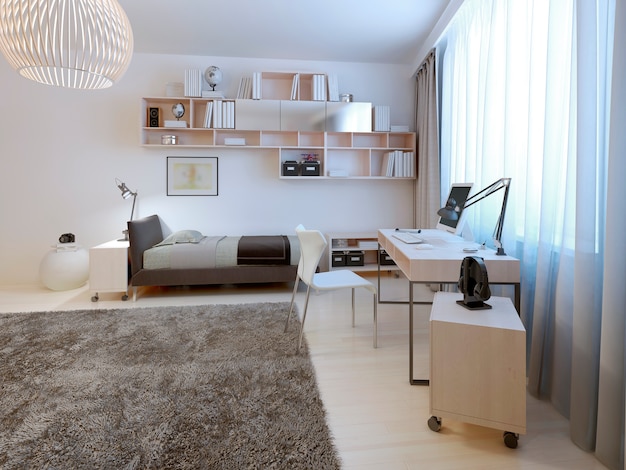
top-left (116, 178), bottom-right (137, 241)
top-left (438, 178), bottom-right (511, 255)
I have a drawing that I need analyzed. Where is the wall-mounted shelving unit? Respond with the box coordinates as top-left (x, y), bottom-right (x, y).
top-left (141, 94), bottom-right (415, 180)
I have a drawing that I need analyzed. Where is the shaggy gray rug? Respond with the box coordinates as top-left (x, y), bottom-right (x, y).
top-left (0, 302), bottom-right (341, 469)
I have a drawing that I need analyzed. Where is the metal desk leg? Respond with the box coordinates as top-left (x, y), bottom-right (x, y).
top-left (410, 280), bottom-right (430, 386)
top-left (377, 244), bottom-right (409, 305)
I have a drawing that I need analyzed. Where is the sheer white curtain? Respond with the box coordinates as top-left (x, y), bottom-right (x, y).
top-left (439, 0), bottom-right (623, 468)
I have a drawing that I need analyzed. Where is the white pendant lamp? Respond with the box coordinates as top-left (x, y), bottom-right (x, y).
top-left (0, 0), bottom-right (133, 89)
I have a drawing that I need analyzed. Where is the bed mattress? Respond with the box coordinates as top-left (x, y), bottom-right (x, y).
top-left (143, 235), bottom-right (300, 270)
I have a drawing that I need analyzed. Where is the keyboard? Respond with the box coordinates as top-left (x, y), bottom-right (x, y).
top-left (392, 232), bottom-right (424, 244)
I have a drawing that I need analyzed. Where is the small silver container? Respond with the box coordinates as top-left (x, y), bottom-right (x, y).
top-left (161, 135), bottom-right (178, 145)
top-left (340, 93), bottom-right (353, 102)
top-left (333, 239), bottom-right (348, 248)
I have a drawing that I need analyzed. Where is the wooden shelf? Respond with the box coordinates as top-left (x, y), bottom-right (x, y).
top-left (141, 96), bottom-right (415, 180)
top-left (326, 232), bottom-right (386, 272)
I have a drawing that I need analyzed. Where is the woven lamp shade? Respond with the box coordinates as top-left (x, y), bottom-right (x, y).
top-left (0, 0), bottom-right (133, 89)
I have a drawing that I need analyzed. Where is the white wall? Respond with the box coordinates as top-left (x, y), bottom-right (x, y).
top-left (0, 53), bottom-right (417, 285)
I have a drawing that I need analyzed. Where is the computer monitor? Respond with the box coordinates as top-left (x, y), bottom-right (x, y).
top-left (436, 182), bottom-right (473, 235)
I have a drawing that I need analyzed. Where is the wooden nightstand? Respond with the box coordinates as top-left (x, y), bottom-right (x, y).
top-left (89, 239), bottom-right (130, 301)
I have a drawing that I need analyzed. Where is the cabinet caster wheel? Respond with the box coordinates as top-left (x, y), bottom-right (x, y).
top-left (121, 294), bottom-right (129, 301)
top-left (91, 295), bottom-right (99, 302)
top-left (503, 431), bottom-right (519, 449)
top-left (428, 416), bottom-right (442, 432)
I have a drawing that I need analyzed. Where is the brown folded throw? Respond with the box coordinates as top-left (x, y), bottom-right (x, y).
top-left (237, 236), bottom-right (291, 265)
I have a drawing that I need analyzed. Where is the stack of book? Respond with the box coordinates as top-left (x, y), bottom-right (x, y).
top-left (237, 76), bottom-right (253, 99)
top-left (184, 69), bottom-right (203, 97)
top-left (312, 74), bottom-right (327, 101)
top-left (204, 101), bottom-right (235, 128)
top-left (373, 105), bottom-right (391, 131)
top-left (327, 73), bottom-right (339, 102)
top-left (381, 150), bottom-right (415, 177)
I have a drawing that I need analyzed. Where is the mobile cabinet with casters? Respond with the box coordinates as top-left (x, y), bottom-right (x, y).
top-left (89, 239), bottom-right (130, 302)
top-left (428, 292), bottom-right (526, 448)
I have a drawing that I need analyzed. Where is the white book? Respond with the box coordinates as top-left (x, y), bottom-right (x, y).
top-left (406, 151), bottom-right (415, 177)
top-left (204, 101), bottom-right (213, 128)
top-left (213, 100), bottom-right (222, 128)
top-left (223, 101), bottom-right (234, 128)
top-left (252, 72), bottom-right (262, 100)
top-left (381, 152), bottom-right (390, 176)
top-left (238, 77), bottom-right (246, 99)
top-left (395, 150), bottom-right (404, 176)
top-left (236, 77), bottom-right (244, 99)
top-left (245, 76), bottom-right (252, 98)
top-left (291, 73), bottom-right (299, 100)
top-left (382, 151), bottom-right (395, 177)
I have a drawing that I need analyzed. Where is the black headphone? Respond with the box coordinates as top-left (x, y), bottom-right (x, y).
top-left (458, 256), bottom-right (491, 302)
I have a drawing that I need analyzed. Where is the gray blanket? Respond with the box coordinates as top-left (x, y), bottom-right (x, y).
top-left (143, 235), bottom-right (300, 270)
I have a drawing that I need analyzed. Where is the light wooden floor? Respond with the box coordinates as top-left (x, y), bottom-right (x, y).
top-left (0, 273), bottom-right (607, 470)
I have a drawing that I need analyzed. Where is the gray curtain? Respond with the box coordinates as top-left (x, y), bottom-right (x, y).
top-left (414, 50), bottom-right (440, 228)
top-left (594, 1), bottom-right (625, 466)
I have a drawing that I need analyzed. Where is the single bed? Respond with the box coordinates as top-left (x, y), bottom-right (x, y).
top-left (127, 214), bottom-right (299, 301)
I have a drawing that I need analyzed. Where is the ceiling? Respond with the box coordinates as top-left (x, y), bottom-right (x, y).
top-left (118, 0), bottom-right (453, 66)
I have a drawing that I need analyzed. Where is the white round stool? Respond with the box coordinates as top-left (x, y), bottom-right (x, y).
top-left (39, 244), bottom-right (89, 291)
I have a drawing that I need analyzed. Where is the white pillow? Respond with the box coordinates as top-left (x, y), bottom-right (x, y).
top-left (156, 230), bottom-right (204, 246)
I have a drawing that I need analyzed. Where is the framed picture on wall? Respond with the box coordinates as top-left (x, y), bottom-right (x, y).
top-left (167, 156), bottom-right (218, 196)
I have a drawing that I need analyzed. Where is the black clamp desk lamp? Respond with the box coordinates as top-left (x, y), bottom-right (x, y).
top-left (437, 178), bottom-right (511, 256)
top-left (116, 178), bottom-right (137, 241)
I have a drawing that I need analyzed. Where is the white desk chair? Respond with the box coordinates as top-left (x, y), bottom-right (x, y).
top-left (284, 225), bottom-right (378, 352)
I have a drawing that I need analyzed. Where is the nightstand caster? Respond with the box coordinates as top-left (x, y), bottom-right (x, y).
top-left (503, 431), bottom-right (519, 449)
top-left (428, 416), bottom-right (442, 432)
top-left (91, 294), bottom-right (99, 302)
top-left (121, 293), bottom-right (129, 301)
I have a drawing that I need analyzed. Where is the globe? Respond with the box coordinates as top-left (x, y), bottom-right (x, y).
top-left (205, 66), bottom-right (222, 90)
top-left (171, 102), bottom-right (185, 120)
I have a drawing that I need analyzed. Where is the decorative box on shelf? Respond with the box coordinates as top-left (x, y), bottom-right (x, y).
top-left (379, 249), bottom-right (396, 266)
top-left (282, 161), bottom-right (300, 176)
top-left (346, 251), bottom-right (365, 266)
top-left (331, 252), bottom-right (347, 267)
top-left (301, 161), bottom-right (320, 176)
top-left (300, 153), bottom-right (320, 176)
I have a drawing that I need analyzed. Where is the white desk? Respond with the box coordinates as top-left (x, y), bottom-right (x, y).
top-left (429, 292), bottom-right (526, 447)
top-left (377, 229), bottom-right (520, 385)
